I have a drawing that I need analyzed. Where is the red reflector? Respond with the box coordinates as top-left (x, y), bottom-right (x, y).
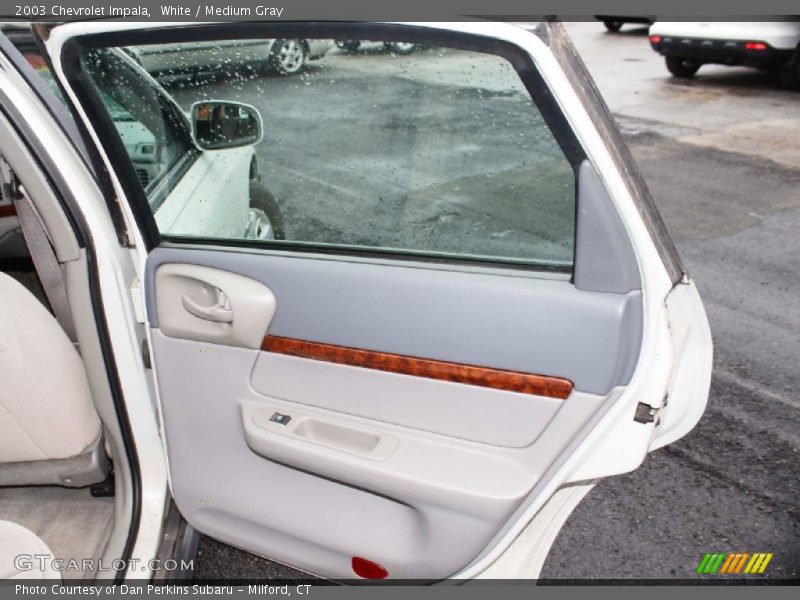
top-left (649, 35), bottom-right (662, 44)
top-left (23, 53), bottom-right (47, 70)
top-left (745, 41), bottom-right (767, 51)
top-left (352, 556), bottom-right (388, 579)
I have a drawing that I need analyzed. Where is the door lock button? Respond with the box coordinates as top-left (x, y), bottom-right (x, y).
top-left (269, 412), bottom-right (292, 426)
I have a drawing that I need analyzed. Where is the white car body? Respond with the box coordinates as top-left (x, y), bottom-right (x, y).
top-left (649, 21), bottom-right (800, 85)
top-left (650, 21), bottom-right (800, 50)
top-left (0, 20), bottom-right (712, 582)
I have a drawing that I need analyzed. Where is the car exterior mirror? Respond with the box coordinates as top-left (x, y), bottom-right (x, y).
top-left (191, 101), bottom-right (262, 150)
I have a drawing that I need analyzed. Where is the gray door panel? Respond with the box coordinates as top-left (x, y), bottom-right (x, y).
top-left (145, 244), bottom-right (642, 580)
top-left (146, 246), bottom-right (641, 395)
top-left (250, 352), bottom-right (563, 447)
top-left (150, 329), bottom-right (608, 580)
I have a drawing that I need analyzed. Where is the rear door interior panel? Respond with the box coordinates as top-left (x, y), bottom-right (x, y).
top-left (145, 234), bottom-right (641, 580)
top-left (38, 21), bottom-right (670, 581)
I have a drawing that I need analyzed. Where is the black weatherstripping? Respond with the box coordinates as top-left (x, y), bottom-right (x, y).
top-left (60, 41), bottom-right (163, 250)
top-left (160, 235), bottom-right (573, 275)
top-left (59, 22), bottom-right (586, 269)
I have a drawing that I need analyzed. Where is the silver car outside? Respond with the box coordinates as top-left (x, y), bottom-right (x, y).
top-left (127, 38), bottom-right (334, 78)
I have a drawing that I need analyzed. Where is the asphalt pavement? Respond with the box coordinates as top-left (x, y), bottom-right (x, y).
top-left (190, 23), bottom-right (799, 580)
top-left (172, 45), bottom-right (576, 265)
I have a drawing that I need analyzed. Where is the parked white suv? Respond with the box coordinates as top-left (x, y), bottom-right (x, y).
top-left (0, 21), bottom-right (711, 582)
top-left (649, 21), bottom-right (800, 88)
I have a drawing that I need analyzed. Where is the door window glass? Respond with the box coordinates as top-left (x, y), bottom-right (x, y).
top-left (79, 38), bottom-right (577, 268)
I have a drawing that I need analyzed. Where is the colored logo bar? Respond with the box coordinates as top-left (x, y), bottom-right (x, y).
top-left (697, 552), bottom-right (773, 574)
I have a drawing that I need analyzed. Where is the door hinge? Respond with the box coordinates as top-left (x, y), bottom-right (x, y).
top-left (141, 337), bottom-right (152, 369)
top-left (0, 159), bottom-right (22, 201)
top-left (634, 401), bottom-right (662, 425)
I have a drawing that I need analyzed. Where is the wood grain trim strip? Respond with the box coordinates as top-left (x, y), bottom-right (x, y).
top-left (0, 204), bottom-right (17, 218)
top-left (261, 335), bottom-right (574, 400)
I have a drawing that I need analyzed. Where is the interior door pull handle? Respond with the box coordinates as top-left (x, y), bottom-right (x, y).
top-left (182, 293), bottom-right (233, 323)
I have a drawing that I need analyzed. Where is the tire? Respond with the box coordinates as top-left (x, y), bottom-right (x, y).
top-left (249, 156), bottom-right (259, 182)
top-left (665, 56), bottom-right (701, 78)
top-left (384, 42), bottom-right (417, 55)
top-left (248, 181), bottom-right (285, 240)
top-left (603, 20), bottom-right (623, 32)
top-left (778, 56), bottom-right (800, 90)
top-left (269, 39), bottom-right (307, 76)
top-left (336, 40), bottom-right (361, 53)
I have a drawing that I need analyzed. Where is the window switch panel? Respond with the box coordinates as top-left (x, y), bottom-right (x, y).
top-left (269, 412), bottom-right (292, 426)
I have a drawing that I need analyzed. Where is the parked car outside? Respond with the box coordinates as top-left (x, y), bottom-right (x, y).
top-left (594, 16), bottom-right (656, 32)
top-left (126, 38), bottom-right (334, 80)
top-left (649, 21), bottom-right (800, 88)
top-left (335, 39), bottom-right (419, 54)
top-left (9, 33), bottom-right (286, 241)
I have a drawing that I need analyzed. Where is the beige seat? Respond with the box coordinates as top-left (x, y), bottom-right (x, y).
top-left (0, 520), bottom-right (59, 580)
top-left (0, 271), bottom-right (106, 486)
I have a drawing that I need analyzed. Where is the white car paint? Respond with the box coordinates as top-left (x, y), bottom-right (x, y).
top-left (153, 146), bottom-right (252, 238)
top-left (650, 21), bottom-right (800, 50)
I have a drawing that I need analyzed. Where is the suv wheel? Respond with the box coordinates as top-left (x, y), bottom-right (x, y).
top-left (246, 182), bottom-right (285, 240)
top-left (603, 20), bottom-right (623, 32)
top-left (384, 42), bottom-right (417, 55)
top-left (666, 56), bottom-right (701, 78)
top-left (779, 53), bottom-right (800, 90)
top-left (270, 39), bottom-right (307, 75)
top-left (336, 40), bottom-right (362, 53)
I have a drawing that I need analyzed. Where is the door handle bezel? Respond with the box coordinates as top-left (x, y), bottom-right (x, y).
top-left (181, 293), bottom-right (234, 323)
top-left (155, 263), bottom-right (276, 349)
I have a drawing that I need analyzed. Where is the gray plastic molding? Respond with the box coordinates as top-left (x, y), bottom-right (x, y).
top-left (150, 329), bottom-right (608, 581)
top-left (146, 247), bottom-right (642, 394)
top-left (574, 160), bottom-right (641, 293)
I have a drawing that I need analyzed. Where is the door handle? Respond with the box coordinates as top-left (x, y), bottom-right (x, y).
top-left (182, 288), bottom-right (233, 323)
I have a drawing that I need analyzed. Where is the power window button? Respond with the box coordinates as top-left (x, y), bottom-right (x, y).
top-left (269, 412), bottom-right (292, 426)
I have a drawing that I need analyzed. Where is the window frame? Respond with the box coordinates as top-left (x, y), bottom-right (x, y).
top-left (60, 22), bottom-right (587, 274)
top-left (75, 47), bottom-right (201, 212)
